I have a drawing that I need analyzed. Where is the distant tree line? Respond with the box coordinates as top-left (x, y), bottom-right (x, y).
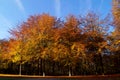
top-left (0, 0), bottom-right (119, 76)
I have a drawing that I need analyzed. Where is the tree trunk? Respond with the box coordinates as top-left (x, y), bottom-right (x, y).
top-left (40, 59), bottom-right (43, 75)
top-left (69, 66), bottom-right (71, 76)
top-left (52, 62), bottom-right (55, 75)
top-left (43, 59), bottom-right (45, 76)
top-left (94, 54), bottom-right (98, 75)
top-left (19, 63), bottom-right (21, 75)
top-left (99, 54), bottom-right (104, 75)
top-left (38, 59), bottom-right (40, 75)
top-left (43, 72), bottom-right (45, 76)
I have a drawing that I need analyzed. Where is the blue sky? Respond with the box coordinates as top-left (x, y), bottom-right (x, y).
top-left (0, 0), bottom-right (112, 39)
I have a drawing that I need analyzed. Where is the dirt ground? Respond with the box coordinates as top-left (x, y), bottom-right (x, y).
top-left (0, 74), bottom-right (120, 80)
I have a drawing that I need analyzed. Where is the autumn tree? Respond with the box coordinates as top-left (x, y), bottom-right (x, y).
top-left (112, 0), bottom-right (120, 52)
top-left (0, 39), bottom-right (10, 72)
top-left (8, 30), bottom-right (31, 75)
top-left (80, 12), bottom-right (110, 75)
top-left (9, 14), bottom-right (56, 75)
top-left (1, 11), bottom-right (119, 75)
top-left (112, 0), bottom-right (120, 30)
top-left (53, 15), bottom-right (85, 76)
top-left (111, 0), bottom-right (120, 73)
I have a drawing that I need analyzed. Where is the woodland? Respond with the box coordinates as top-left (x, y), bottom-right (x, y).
top-left (0, 0), bottom-right (120, 76)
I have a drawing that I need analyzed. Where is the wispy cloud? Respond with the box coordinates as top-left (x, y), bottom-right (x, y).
top-left (14, 0), bottom-right (26, 14)
top-left (0, 15), bottom-right (13, 28)
top-left (79, 0), bottom-right (87, 15)
top-left (54, 0), bottom-right (61, 18)
top-left (98, 0), bottom-right (103, 12)
top-left (86, 0), bottom-right (92, 11)
top-left (0, 15), bottom-right (13, 39)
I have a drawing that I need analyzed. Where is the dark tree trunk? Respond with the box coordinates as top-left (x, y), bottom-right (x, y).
top-left (40, 59), bottom-right (43, 75)
top-left (99, 54), bottom-right (104, 75)
top-left (52, 61), bottom-right (55, 75)
top-left (38, 59), bottom-right (40, 75)
top-left (94, 54), bottom-right (98, 75)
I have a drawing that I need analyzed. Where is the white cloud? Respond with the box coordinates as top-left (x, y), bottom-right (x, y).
top-left (54, 0), bottom-right (61, 18)
top-left (15, 0), bottom-right (26, 14)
